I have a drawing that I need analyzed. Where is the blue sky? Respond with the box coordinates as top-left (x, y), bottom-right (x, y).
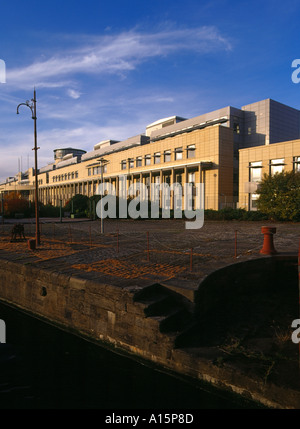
top-left (0, 0), bottom-right (300, 181)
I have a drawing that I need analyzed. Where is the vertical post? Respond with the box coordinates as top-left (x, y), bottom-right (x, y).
top-left (235, 230), bottom-right (237, 258)
top-left (69, 225), bottom-right (72, 244)
top-left (60, 199), bottom-right (62, 223)
top-left (101, 160), bottom-right (104, 234)
top-left (33, 89), bottom-right (40, 246)
top-left (147, 231), bottom-right (150, 261)
top-left (1, 194), bottom-right (4, 224)
top-left (93, 200), bottom-right (96, 221)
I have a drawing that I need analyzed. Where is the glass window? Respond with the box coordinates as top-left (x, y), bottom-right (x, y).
top-left (154, 152), bottom-right (161, 164)
top-left (164, 150), bottom-right (171, 162)
top-left (187, 145), bottom-right (195, 159)
top-left (249, 161), bottom-right (262, 182)
top-left (175, 147), bottom-right (183, 160)
top-left (294, 156), bottom-right (300, 172)
top-left (176, 173), bottom-right (182, 184)
top-left (233, 122), bottom-right (240, 134)
top-left (128, 158), bottom-right (134, 169)
top-left (145, 155), bottom-right (151, 166)
top-left (136, 157), bottom-right (142, 167)
top-left (88, 168), bottom-right (92, 176)
top-left (270, 158), bottom-right (284, 175)
top-left (188, 172), bottom-right (195, 185)
top-left (250, 193), bottom-right (259, 210)
top-left (121, 160), bottom-right (127, 170)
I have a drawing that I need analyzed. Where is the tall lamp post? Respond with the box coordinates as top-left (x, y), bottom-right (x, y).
top-left (17, 88), bottom-right (40, 246)
top-left (97, 157), bottom-right (109, 234)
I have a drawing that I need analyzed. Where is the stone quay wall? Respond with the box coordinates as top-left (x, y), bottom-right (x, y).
top-left (0, 255), bottom-right (300, 409)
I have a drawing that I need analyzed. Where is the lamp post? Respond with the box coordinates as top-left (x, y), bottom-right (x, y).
top-left (97, 157), bottom-right (109, 234)
top-left (17, 88), bottom-right (40, 246)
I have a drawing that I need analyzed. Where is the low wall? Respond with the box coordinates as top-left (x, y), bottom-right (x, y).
top-left (0, 260), bottom-right (176, 363)
top-left (0, 256), bottom-right (300, 409)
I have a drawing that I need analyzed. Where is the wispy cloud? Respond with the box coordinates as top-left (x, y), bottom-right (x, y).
top-left (67, 89), bottom-right (81, 99)
top-left (7, 26), bottom-right (232, 89)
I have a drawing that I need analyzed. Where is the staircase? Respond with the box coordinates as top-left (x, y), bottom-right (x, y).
top-left (133, 283), bottom-right (196, 342)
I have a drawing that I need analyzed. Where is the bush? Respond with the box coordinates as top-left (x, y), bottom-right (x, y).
top-left (257, 171), bottom-right (300, 221)
top-left (64, 194), bottom-right (90, 217)
top-left (204, 207), bottom-right (268, 221)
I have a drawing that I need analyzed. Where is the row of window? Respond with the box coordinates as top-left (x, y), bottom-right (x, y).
top-left (121, 145), bottom-right (196, 170)
top-left (52, 171), bottom-right (79, 183)
top-left (87, 165), bottom-right (108, 176)
top-left (249, 157), bottom-right (300, 182)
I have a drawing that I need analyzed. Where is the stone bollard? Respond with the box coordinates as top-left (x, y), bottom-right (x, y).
top-left (260, 226), bottom-right (277, 255)
top-left (28, 239), bottom-right (36, 251)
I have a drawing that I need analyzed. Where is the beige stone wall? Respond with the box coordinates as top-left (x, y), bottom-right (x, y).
top-left (36, 124), bottom-right (234, 210)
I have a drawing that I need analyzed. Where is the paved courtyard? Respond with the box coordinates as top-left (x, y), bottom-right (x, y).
top-left (0, 218), bottom-right (298, 300)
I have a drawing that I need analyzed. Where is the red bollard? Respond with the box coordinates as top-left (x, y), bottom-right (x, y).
top-left (260, 226), bottom-right (277, 255)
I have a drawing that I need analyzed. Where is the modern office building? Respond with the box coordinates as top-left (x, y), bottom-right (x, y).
top-left (0, 98), bottom-right (299, 212)
top-left (239, 139), bottom-right (300, 210)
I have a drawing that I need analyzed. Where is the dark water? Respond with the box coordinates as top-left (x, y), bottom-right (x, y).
top-left (0, 301), bottom-right (262, 410)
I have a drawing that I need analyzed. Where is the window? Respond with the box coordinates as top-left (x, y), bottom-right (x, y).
top-left (121, 160), bottom-right (127, 170)
top-left (293, 156), bottom-right (300, 172)
top-left (188, 172), bottom-right (195, 186)
top-left (128, 158), bottom-right (134, 169)
top-left (175, 147), bottom-right (183, 160)
top-left (270, 158), bottom-right (284, 175)
top-left (136, 156), bottom-right (142, 167)
top-left (71, 172), bottom-right (74, 179)
top-left (88, 168), bottom-right (92, 176)
top-left (248, 127), bottom-right (252, 135)
top-left (233, 122), bottom-right (240, 134)
top-left (187, 144), bottom-right (195, 159)
top-left (145, 155), bottom-right (151, 166)
top-left (164, 150), bottom-right (171, 162)
top-left (176, 173), bottom-right (182, 185)
top-left (75, 171), bottom-right (78, 178)
top-left (250, 193), bottom-right (259, 210)
top-left (154, 152), bottom-right (161, 164)
top-left (249, 161), bottom-right (262, 183)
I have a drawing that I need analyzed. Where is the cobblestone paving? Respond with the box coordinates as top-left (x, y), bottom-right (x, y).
top-left (0, 218), bottom-right (298, 292)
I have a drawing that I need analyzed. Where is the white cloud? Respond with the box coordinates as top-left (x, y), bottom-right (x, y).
top-left (6, 26), bottom-right (232, 89)
top-left (67, 89), bottom-right (81, 99)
